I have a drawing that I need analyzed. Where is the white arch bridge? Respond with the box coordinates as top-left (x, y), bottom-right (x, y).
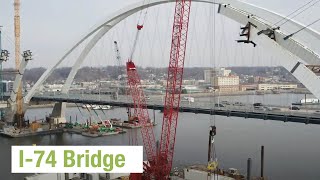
top-left (19, 0), bottom-right (320, 123)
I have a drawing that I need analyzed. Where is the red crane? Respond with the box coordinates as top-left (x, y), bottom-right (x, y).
top-left (126, 0), bottom-right (192, 178)
top-left (157, 0), bottom-right (192, 177)
top-left (126, 60), bottom-right (157, 163)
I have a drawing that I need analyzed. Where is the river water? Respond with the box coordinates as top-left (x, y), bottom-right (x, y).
top-left (1, 94), bottom-right (320, 180)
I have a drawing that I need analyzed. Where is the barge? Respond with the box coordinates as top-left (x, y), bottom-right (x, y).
top-left (110, 118), bottom-right (156, 129)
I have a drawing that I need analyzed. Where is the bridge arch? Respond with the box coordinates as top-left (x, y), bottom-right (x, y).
top-left (25, 0), bottom-right (320, 103)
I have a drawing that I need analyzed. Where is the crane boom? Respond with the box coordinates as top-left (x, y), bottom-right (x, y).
top-left (126, 61), bottom-right (157, 165)
top-left (158, 0), bottom-right (192, 177)
top-left (114, 41), bottom-right (122, 79)
top-left (14, 0), bottom-right (23, 126)
top-left (126, 1), bottom-right (192, 178)
top-left (113, 41), bottom-right (122, 100)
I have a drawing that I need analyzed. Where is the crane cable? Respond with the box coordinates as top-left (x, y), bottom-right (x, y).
top-left (129, 0), bottom-right (151, 60)
top-left (208, 2), bottom-right (219, 180)
top-left (274, 0), bottom-right (320, 28)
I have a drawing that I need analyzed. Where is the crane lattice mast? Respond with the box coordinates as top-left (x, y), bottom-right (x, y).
top-left (127, 0), bottom-right (192, 178)
top-left (126, 60), bottom-right (157, 165)
top-left (14, 0), bottom-right (23, 126)
top-left (157, 0), bottom-right (192, 178)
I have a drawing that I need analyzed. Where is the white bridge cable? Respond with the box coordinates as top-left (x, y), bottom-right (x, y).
top-left (185, 3), bottom-right (199, 69)
top-left (284, 17), bottom-right (320, 39)
top-left (274, 0), bottom-right (320, 28)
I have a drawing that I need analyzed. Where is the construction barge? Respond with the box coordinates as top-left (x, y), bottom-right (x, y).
top-left (0, 116), bottom-right (127, 138)
top-left (0, 113), bottom-right (159, 138)
top-left (110, 117), bottom-right (156, 129)
top-left (64, 120), bottom-right (126, 138)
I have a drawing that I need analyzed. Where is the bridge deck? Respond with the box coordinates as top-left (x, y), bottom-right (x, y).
top-left (31, 94), bottom-right (320, 125)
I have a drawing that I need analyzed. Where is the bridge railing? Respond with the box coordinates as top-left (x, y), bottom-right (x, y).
top-left (31, 93), bottom-right (320, 118)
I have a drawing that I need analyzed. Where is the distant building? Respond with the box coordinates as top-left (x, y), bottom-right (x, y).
top-left (213, 76), bottom-right (240, 92)
top-left (220, 68), bottom-right (231, 76)
top-left (183, 79), bottom-right (197, 86)
top-left (240, 84), bottom-right (258, 91)
top-left (248, 76), bottom-right (265, 83)
top-left (258, 83), bottom-right (298, 91)
top-left (80, 82), bottom-right (95, 88)
top-left (204, 68), bottom-right (232, 84)
top-left (1, 80), bottom-right (14, 93)
top-left (182, 85), bottom-right (203, 94)
top-left (204, 69), bottom-right (218, 83)
top-left (44, 84), bottom-right (64, 92)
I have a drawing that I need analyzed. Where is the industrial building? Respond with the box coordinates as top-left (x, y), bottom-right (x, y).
top-left (258, 83), bottom-right (298, 91)
top-left (213, 76), bottom-right (240, 92)
top-left (204, 68), bottom-right (232, 83)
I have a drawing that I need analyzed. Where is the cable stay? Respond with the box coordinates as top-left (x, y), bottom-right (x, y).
top-left (89, 104), bottom-right (112, 128)
top-left (274, 0), bottom-right (320, 28)
top-left (75, 103), bottom-right (85, 117)
top-left (284, 18), bottom-right (320, 40)
top-left (256, 0), bottom-right (320, 42)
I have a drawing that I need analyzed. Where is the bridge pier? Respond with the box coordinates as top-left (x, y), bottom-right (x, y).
top-left (50, 102), bottom-right (67, 124)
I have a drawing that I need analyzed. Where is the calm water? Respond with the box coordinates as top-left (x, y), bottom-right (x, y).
top-left (1, 94), bottom-right (320, 180)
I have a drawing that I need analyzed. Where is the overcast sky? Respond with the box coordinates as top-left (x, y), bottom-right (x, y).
top-left (0, 0), bottom-right (319, 69)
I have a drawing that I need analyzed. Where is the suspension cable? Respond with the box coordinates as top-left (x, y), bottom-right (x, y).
top-left (274, 0), bottom-right (320, 28)
top-left (284, 17), bottom-right (320, 40)
top-left (75, 103), bottom-right (85, 117)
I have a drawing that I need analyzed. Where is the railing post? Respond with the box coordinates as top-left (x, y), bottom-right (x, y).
top-left (247, 158), bottom-right (252, 180)
top-left (261, 145), bottom-right (264, 178)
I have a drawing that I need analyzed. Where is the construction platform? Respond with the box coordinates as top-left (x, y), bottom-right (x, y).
top-left (111, 121), bottom-right (157, 129)
top-left (0, 121), bottom-right (127, 138)
top-left (0, 125), bottom-right (64, 138)
top-left (81, 131), bottom-right (123, 137)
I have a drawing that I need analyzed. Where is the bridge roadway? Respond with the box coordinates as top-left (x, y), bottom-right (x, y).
top-left (31, 93), bottom-right (320, 125)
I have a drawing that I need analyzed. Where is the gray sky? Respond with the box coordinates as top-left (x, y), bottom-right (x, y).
top-left (0, 0), bottom-right (319, 69)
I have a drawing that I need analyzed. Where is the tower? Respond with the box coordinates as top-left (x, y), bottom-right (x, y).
top-left (14, 0), bottom-right (24, 125)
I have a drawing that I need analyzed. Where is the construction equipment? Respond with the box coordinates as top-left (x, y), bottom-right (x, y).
top-left (7, 50), bottom-right (32, 125)
top-left (126, 0), bottom-right (192, 178)
top-left (14, 0), bottom-right (24, 126)
top-left (157, 0), bottom-right (192, 178)
top-left (113, 41), bottom-right (122, 100)
top-left (207, 126), bottom-right (218, 171)
top-left (126, 60), bottom-right (157, 161)
top-left (114, 41), bottom-right (122, 79)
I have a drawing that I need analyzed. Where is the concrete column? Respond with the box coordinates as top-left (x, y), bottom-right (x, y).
top-left (51, 102), bottom-right (67, 124)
